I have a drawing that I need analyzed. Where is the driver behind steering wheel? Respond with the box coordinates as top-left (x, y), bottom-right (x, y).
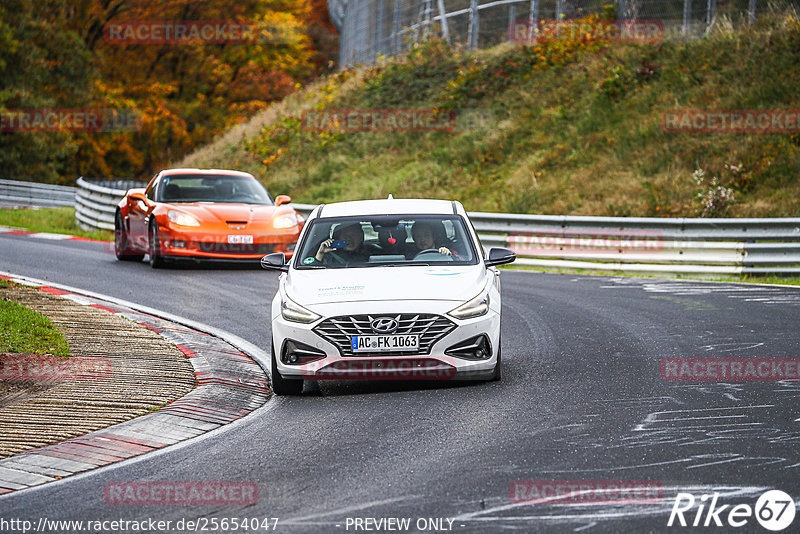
top-left (408, 221), bottom-right (455, 258)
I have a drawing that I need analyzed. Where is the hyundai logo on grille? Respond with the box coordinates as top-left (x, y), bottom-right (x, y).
top-left (370, 316), bottom-right (399, 334)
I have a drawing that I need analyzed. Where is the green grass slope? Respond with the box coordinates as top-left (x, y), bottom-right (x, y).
top-left (178, 8), bottom-right (800, 217)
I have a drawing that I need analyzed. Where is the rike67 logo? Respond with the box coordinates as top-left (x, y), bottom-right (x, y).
top-left (668, 490), bottom-right (795, 531)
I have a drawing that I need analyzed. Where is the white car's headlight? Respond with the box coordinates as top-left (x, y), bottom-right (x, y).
top-left (281, 295), bottom-right (320, 324)
top-left (273, 213), bottom-right (299, 228)
top-left (448, 291), bottom-right (490, 320)
top-left (167, 210), bottom-right (201, 226)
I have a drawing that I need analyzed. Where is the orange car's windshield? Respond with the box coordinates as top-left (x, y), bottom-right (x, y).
top-left (157, 174), bottom-right (273, 204)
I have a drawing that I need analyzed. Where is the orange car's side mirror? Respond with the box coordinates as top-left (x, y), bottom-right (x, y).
top-left (128, 191), bottom-right (150, 210)
top-left (275, 195), bottom-right (291, 206)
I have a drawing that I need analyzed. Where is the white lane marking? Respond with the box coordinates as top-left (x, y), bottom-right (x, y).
top-left (28, 232), bottom-right (71, 240)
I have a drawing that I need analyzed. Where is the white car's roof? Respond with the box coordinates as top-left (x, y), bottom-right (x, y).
top-left (315, 199), bottom-right (462, 218)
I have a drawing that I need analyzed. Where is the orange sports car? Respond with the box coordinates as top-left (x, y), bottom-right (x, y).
top-left (114, 168), bottom-right (303, 267)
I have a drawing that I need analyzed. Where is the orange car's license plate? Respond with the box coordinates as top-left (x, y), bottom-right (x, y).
top-left (227, 235), bottom-right (254, 244)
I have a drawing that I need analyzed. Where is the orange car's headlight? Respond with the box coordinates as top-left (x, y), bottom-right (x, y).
top-left (273, 213), bottom-right (299, 229)
top-left (167, 210), bottom-right (201, 227)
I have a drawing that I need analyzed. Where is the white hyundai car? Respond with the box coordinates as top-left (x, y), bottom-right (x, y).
top-left (260, 198), bottom-right (515, 395)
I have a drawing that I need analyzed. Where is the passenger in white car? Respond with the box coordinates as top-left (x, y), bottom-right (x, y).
top-left (314, 222), bottom-right (372, 264)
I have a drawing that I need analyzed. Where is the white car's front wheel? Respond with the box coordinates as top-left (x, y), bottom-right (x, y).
top-left (270, 345), bottom-right (304, 395)
top-left (490, 335), bottom-right (502, 381)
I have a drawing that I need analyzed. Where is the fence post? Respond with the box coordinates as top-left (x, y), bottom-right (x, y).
top-left (683, 0), bottom-right (692, 35)
top-left (419, 0), bottom-right (433, 39)
top-left (437, 0), bottom-right (450, 43)
top-left (468, 0), bottom-right (479, 49)
top-left (528, 0), bottom-right (538, 42)
top-left (508, 3), bottom-right (516, 41)
top-left (391, 0), bottom-right (401, 54)
top-left (748, 0), bottom-right (757, 23)
top-left (618, 0), bottom-right (627, 19)
top-left (556, 0), bottom-right (564, 19)
top-left (376, 0), bottom-right (385, 56)
top-left (705, 0), bottom-right (716, 29)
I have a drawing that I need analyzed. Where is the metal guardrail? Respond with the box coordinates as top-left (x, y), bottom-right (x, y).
top-left (75, 177), bottom-right (144, 231)
top-left (6, 179), bottom-right (794, 276)
top-left (0, 179), bottom-right (76, 208)
top-left (291, 203), bottom-right (800, 275)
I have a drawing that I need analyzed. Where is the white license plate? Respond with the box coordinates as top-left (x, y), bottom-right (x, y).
top-left (227, 235), bottom-right (253, 244)
top-left (351, 335), bottom-right (419, 352)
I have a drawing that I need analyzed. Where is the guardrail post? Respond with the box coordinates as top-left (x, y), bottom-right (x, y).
top-left (748, 0), bottom-right (757, 23)
top-left (556, 0), bottom-right (564, 20)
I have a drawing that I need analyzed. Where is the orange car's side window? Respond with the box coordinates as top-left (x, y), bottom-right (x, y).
top-left (145, 177), bottom-right (158, 201)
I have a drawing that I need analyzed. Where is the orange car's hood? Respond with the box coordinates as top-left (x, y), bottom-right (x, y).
top-left (165, 203), bottom-right (282, 225)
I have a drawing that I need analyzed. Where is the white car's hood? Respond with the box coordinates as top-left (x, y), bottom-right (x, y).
top-left (284, 265), bottom-right (488, 305)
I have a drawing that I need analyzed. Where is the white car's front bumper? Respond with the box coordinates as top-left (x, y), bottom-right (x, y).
top-left (271, 300), bottom-right (500, 381)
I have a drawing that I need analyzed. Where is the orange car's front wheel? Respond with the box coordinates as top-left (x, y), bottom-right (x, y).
top-left (149, 222), bottom-right (165, 269)
top-left (115, 212), bottom-right (144, 262)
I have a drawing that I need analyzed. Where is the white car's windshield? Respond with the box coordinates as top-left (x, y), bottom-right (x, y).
top-left (294, 215), bottom-right (478, 269)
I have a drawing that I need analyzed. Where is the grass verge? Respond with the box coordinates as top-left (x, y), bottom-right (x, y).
top-left (0, 284), bottom-right (70, 356)
top-left (0, 207), bottom-right (112, 241)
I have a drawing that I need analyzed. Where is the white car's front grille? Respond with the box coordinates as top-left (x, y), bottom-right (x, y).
top-left (313, 314), bottom-right (456, 356)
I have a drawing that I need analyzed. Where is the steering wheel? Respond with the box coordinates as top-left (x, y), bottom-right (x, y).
top-left (413, 249), bottom-right (453, 261)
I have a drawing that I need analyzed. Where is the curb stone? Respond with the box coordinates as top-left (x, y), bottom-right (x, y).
top-left (0, 273), bottom-right (271, 495)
